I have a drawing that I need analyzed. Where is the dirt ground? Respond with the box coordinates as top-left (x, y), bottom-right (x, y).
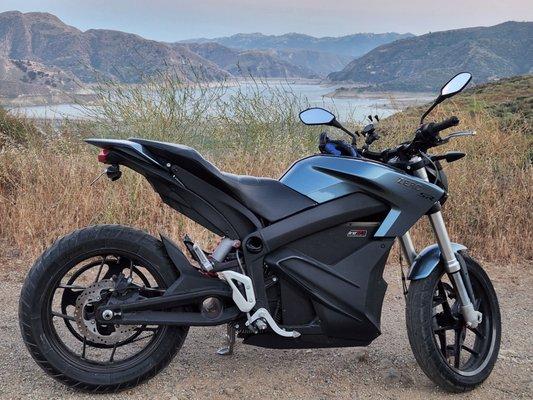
top-left (0, 257), bottom-right (531, 400)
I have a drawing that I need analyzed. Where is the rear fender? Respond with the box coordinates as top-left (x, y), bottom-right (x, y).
top-left (407, 243), bottom-right (467, 280)
top-left (85, 138), bottom-right (165, 169)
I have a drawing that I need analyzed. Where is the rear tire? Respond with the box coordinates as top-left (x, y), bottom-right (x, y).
top-left (406, 253), bottom-right (501, 392)
top-left (19, 225), bottom-right (188, 392)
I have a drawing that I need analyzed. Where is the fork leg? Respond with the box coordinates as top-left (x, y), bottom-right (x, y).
top-left (411, 159), bottom-right (482, 328)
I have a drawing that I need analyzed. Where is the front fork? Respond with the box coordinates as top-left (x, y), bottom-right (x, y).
top-left (400, 158), bottom-right (482, 328)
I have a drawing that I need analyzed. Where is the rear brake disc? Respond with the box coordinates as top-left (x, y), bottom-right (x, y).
top-left (74, 280), bottom-right (136, 345)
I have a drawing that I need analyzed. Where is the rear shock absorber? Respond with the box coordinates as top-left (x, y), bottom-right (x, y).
top-left (184, 235), bottom-right (240, 272)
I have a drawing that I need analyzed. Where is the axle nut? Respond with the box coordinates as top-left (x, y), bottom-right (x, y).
top-left (102, 309), bottom-right (114, 321)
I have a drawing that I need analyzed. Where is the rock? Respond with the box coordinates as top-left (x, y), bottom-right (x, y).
top-left (384, 367), bottom-right (414, 387)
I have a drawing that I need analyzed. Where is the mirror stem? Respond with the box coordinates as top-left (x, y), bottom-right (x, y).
top-left (341, 126), bottom-right (358, 140)
top-left (420, 97), bottom-right (442, 124)
top-left (332, 119), bottom-right (360, 138)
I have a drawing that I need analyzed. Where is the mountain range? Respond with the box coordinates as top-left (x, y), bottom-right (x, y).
top-left (0, 10), bottom-right (531, 102)
top-left (0, 11), bottom-right (409, 100)
top-left (179, 32), bottom-right (414, 76)
top-left (329, 21), bottom-right (533, 91)
top-left (176, 42), bottom-right (319, 79)
top-left (180, 32), bottom-right (414, 58)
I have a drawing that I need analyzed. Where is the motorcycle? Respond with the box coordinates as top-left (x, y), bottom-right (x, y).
top-left (19, 72), bottom-right (501, 392)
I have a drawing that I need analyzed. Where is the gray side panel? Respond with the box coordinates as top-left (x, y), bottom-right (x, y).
top-left (280, 155), bottom-right (444, 237)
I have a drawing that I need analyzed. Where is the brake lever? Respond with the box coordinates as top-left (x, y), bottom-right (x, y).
top-left (440, 130), bottom-right (476, 143)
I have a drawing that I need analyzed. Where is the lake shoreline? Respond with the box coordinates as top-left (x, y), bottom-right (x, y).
top-left (0, 78), bottom-right (437, 109)
top-left (1, 78), bottom-right (326, 108)
top-left (5, 80), bottom-right (433, 122)
top-left (0, 92), bottom-right (98, 108)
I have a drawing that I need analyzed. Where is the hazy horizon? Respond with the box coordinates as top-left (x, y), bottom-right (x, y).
top-left (0, 0), bottom-right (531, 42)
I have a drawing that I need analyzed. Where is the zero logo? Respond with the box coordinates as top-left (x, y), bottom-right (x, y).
top-left (397, 178), bottom-right (436, 202)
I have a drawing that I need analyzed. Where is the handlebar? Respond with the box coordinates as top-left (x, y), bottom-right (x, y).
top-left (422, 116), bottom-right (460, 137)
top-left (406, 115), bottom-right (460, 154)
top-left (369, 116), bottom-right (462, 162)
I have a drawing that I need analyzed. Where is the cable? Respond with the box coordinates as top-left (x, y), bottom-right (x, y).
top-left (235, 249), bottom-right (246, 274)
top-left (420, 151), bottom-right (441, 185)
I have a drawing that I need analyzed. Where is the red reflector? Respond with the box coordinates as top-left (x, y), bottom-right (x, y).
top-left (98, 148), bottom-right (110, 163)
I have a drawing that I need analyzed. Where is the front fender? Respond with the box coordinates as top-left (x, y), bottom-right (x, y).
top-left (407, 243), bottom-right (467, 280)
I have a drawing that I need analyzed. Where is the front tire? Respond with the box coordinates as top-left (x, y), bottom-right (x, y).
top-left (406, 253), bottom-right (501, 392)
top-left (19, 225), bottom-right (188, 392)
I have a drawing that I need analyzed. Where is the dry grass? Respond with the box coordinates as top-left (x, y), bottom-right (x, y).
top-left (379, 103), bottom-right (532, 262)
top-left (0, 75), bottom-right (531, 264)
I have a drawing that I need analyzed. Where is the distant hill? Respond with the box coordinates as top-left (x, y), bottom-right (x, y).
top-left (452, 75), bottom-right (532, 123)
top-left (0, 10), bottom-right (229, 96)
top-left (0, 58), bottom-right (81, 99)
top-left (186, 44), bottom-right (351, 78)
top-left (268, 49), bottom-right (352, 77)
top-left (181, 32), bottom-right (414, 58)
top-left (180, 32), bottom-right (412, 77)
top-left (178, 43), bottom-right (318, 78)
top-left (329, 22), bottom-right (533, 91)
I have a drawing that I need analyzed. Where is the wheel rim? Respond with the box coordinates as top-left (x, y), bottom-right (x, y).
top-left (44, 251), bottom-right (170, 368)
top-left (430, 269), bottom-right (497, 376)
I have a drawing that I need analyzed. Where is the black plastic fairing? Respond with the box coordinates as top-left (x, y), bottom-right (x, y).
top-left (129, 138), bottom-right (317, 223)
top-left (160, 234), bottom-right (232, 296)
top-left (131, 155), bottom-right (252, 238)
top-left (265, 238), bottom-right (393, 343)
top-left (166, 164), bottom-right (263, 238)
top-left (258, 192), bottom-right (389, 252)
top-left (240, 192), bottom-right (389, 311)
top-left (288, 221), bottom-right (380, 265)
top-left (85, 139), bottom-right (263, 238)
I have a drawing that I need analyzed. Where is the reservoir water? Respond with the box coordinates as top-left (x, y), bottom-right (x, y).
top-left (8, 82), bottom-right (432, 122)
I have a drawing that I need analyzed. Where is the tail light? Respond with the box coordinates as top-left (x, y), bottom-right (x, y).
top-left (98, 148), bottom-right (110, 163)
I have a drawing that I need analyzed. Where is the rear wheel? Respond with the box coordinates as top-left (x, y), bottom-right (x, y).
top-left (406, 253), bottom-right (501, 392)
top-left (19, 225), bottom-right (188, 392)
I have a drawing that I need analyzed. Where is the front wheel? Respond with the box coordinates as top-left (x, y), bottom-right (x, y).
top-left (406, 253), bottom-right (501, 392)
top-left (19, 225), bottom-right (189, 392)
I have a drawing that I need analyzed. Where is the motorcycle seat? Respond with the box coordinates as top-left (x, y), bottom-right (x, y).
top-left (129, 138), bottom-right (316, 222)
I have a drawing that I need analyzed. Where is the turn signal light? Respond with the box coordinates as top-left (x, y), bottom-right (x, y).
top-left (98, 149), bottom-right (110, 163)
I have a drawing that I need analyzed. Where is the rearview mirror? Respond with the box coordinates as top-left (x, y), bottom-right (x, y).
top-left (440, 72), bottom-right (472, 99)
top-left (421, 72), bottom-right (472, 123)
top-left (299, 107), bottom-right (359, 141)
top-left (299, 108), bottom-right (336, 126)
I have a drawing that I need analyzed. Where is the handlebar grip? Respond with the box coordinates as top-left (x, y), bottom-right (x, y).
top-left (427, 116), bottom-right (460, 135)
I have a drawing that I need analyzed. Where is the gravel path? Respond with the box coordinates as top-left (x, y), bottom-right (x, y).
top-left (0, 258), bottom-right (531, 400)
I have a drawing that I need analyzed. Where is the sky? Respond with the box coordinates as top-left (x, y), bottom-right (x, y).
top-left (1, 0), bottom-right (532, 41)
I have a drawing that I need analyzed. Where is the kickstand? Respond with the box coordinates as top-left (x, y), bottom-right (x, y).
top-left (216, 323), bottom-right (236, 356)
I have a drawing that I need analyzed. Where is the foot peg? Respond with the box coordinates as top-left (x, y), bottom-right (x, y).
top-left (246, 308), bottom-right (300, 338)
top-left (216, 324), bottom-right (236, 356)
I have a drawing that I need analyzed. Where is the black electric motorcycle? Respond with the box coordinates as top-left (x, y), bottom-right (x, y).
top-left (19, 72), bottom-right (501, 392)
